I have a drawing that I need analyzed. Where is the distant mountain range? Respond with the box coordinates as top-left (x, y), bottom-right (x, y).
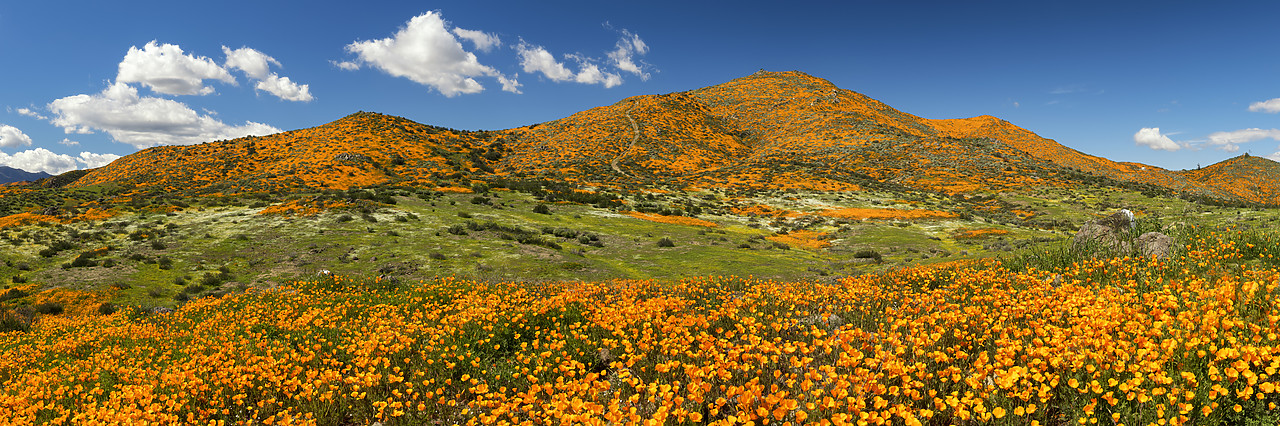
top-left (0, 166), bottom-right (51, 184)
top-left (19, 70), bottom-right (1280, 205)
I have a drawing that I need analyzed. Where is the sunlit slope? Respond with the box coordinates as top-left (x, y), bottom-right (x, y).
top-left (69, 112), bottom-right (492, 194)
top-left (51, 70), bottom-right (1280, 204)
top-left (1179, 154), bottom-right (1280, 204)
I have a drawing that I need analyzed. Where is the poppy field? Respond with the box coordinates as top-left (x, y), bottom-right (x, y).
top-left (2, 224), bottom-right (1279, 425)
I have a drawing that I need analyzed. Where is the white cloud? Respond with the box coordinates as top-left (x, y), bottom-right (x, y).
top-left (16, 108), bottom-right (47, 120)
top-left (331, 60), bottom-right (360, 71)
top-left (496, 74), bottom-right (522, 94)
top-left (451, 28), bottom-right (501, 52)
top-left (58, 138), bottom-right (79, 146)
top-left (1248, 98), bottom-right (1280, 113)
top-left (607, 29), bottom-right (650, 80)
top-left (223, 46), bottom-right (314, 102)
top-left (222, 46), bottom-right (280, 80)
top-left (518, 43), bottom-right (624, 88)
top-left (573, 62), bottom-right (622, 88)
top-left (117, 41), bottom-right (235, 96)
top-left (342, 11), bottom-right (506, 97)
top-left (1268, 146), bottom-right (1280, 162)
top-left (1133, 127), bottom-right (1181, 151)
top-left (75, 151), bottom-right (121, 169)
top-left (0, 148), bottom-right (121, 175)
top-left (0, 124), bottom-right (33, 148)
top-left (517, 42), bottom-right (575, 81)
top-left (48, 81), bottom-right (281, 148)
top-left (254, 74), bottom-right (313, 102)
top-left (1206, 128), bottom-right (1280, 152)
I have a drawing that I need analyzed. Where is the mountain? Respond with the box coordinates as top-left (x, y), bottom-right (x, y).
top-left (0, 166), bottom-right (51, 184)
top-left (44, 70), bottom-right (1280, 205)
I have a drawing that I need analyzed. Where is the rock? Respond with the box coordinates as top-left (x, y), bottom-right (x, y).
top-left (333, 152), bottom-right (372, 163)
top-left (1073, 222), bottom-right (1128, 252)
top-left (1136, 232), bottom-right (1174, 259)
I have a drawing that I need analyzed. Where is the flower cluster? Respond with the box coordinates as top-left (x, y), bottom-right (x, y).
top-left (1, 228), bottom-right (1278, 425)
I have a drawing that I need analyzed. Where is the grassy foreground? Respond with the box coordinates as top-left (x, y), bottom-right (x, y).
top-left (2, 226), bottom-right (1280, 425)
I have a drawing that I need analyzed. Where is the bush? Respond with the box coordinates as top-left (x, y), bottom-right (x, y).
top-left (657, 237), bottom-right (676, 247)
top-left (0, 288), bottom-right (28, 302)
top-left (853, 249), bottom-right (883, 263)
top-left (533, 204), bottom-right (552, 215)
top-left (34, 302), bottom-right (64, 315)
top-left (151, 241), bottom-right (166, 250)
top-left (0, 309), bottom-right (28, 333)
top-left (97, 303), bottom-right (118, 316)
top-left (429, 252), bottom-right (447, 260)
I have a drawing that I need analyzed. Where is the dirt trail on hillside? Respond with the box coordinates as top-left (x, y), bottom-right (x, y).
top-left (611, 107), bottom-right (640, 178)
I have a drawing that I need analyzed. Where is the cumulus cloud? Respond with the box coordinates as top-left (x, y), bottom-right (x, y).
top-left (451, 28), bottom-right (501, 52)
top-left (1268, 146), bottom-right (1280, 162)
top-left (496, 74), bottom-right (522, 94)
top-left (0, 148), bottom-right (121, 175)
top-left (1249, 98), bottom-right (1280, 113)
top-left (342, 11), bottom-right (512, 97)
top-left (1133, 127), bottom-right (1181, 151)
top-left (517, 42), bottom-right (575, 81)
top-left (0, 124), bottom-right (33, 148)
top-left (1206, 128), bottom-right (1280, 152)
top-left (222, 46), bottom-right (279, 80)
top-left (254, 74), bottom-right (313, 102)
top-left (223, 46), bottom-right (314, 102)
top-left (58, 138), bottom-right (79, 146)
top-left (573, 61), bottom-right (622, 88)
top-left (16, 107), bottom-right (47, 120)
top-left (518, 43), bottom-right (623, 88)
top-left (607, 29), bottom-right (650, 80)
top-left (48, 81), bottom-right (281, 148)
top-left (117, 41), bottom-right (235, 96)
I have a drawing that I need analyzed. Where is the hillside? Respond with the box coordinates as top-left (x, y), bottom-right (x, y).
top-left (67, 112), bottom-right (494, 195)
top-left (0, 70), bottom-right (1268, 207)
top-left (1179, 154), bottom-right (1280, 204)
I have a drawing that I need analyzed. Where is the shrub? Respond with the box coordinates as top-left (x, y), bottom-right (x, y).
top-left (657, 237), bottom-right (676, 248)
top-left (151, 241), bottom-right (166, 250)
top-left (429, 252), bottom-right (447, 260)
top-left (853, 249), bottom-right (883, 263)
top-left (97, 303), bottom-right (118, 316)
top-left (0, 288), bottom-right (28, 302)
top-left (0, 309), bottom-right (27, 333)
top-left (533, 204), bottom-right (552, 215)
top-left (34, 302), bottom-right (64, 316)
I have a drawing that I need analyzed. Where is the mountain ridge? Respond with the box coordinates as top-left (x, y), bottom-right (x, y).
top-left (31, 70), bottom-right (1280, 205)
top-left (0, 166), bottom-right (51, 184)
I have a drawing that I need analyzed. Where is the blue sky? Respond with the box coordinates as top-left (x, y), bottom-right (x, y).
top-left (2, 1), bottom-right (1279, 175)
